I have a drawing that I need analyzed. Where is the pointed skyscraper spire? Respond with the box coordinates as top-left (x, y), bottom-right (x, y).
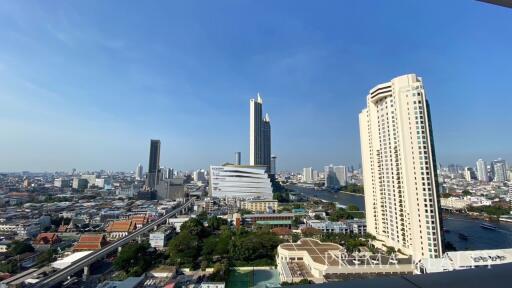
top-left (257, 92), bottom-right (263, 103)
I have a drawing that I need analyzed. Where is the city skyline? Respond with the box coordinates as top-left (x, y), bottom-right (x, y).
top-left (1, 1), bottom-right (511, 172)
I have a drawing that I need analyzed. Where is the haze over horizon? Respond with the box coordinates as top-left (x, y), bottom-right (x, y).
top-left (1, 1), bottom-right (511, 172)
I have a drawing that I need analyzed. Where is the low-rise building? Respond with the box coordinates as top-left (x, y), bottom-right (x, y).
top-left (304, 219), bottom-right (367, 235)
top-left (33, 233), bottom-right (61, 250)
top-left (149, 226), bottom-right (172, 249)
top-left (243, 213), bottom-right (296, 225)
top-left (167, 217), bottom-right (190, 232)
top-left (73, 234), bottom-right (108, 252)
top-left (241, 199), bottom-right (278, 213)
top-left (52, 251), bottom-right (93, 269)
top-left (106, 220), bottom-right (137, 239)
top-left (277, 238), bottom-right (413, 283)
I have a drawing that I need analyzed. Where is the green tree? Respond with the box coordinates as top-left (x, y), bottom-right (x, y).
top-left (207, 216), bottom-right (228, 231)
top-left (113, 242), bottom-right (152, 276)
top-left (300, 227), bottom-right (321, 238)
top-left (168, 232), bottom-right (200, 267)
top-left (328, 208), bottom-right (353, 221)
top-left (462, 190), bottom-right (472, 197)
top-left (37, 249), bottom-right (56, 266)
top-left (347, 204), bottom-right (360, 212)
top-left (273, 191), bottom-right (290, 203)
top-left (209, 259), bottom-right (229, 281)
top-left (291, 216), bottom-right (302, 227)
top-left (229, 230), bottom-right (282, 265)
top-left (291, 232), bottom-right (301, 242)
top-left (180, 218), bottom-right (208, 238)
top-left (197, 211), bottom-right (208, 223)
top-left (8, 241), bottom-right (34, 256)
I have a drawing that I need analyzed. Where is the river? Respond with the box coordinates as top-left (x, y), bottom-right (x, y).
top-left (290, 185), bottom-right (512, 251)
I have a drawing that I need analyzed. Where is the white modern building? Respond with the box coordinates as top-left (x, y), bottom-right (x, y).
top-left (209, 165), bottom-right (273, 199)
top-left (304, 219), bottom-right (367, 234)
top-left (303, 167), bottom-right (313, 183)
top-left (476, 159), bottom-right (487, 182)
top-left (492, 159), bottom-right (508, 182)
top-left (135, 163), bottom-right (143, 180)
top-left (193, 169), bottom-right (207, 182)
top-left (249, 94), bottom-right (272, 172)
top-left (359, 74), bottom-right (443, 261)
top-left (324, 165), bottom-right (347, 188)
top-left (334, 165), bottom-right (348, 186)
top-left (464, 167), bottom-right (476, 182)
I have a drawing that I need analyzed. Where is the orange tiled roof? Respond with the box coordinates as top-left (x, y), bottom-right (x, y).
top-left (130, 215), bottom-right (149, 225)
top-left (78, 234), bottom-right (106, 243)
top-left (34, 233), bottom-right (60, 245)
top-left (73, 234), bottom-right (107, 251)
top-left (106, 220), bottom-right (137, 233)
top-left (74, 243), bottom-right (102, 251)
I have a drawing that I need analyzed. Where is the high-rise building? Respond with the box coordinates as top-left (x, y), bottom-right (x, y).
top-left (476, 159), bottom-right (488, 182)
top-left (164, 168), bottom-right (174, 180)
top-left (235, 152), bottom-right (241, 165)
top-left (147, 139), bottom-right (161, 189)
top-left (135, 163), bottom-right (143, 180)
top-left (72, 178), bottom-right (88, 190)
top-left (492, 159), bottom-right (507, 182)
top-left (270, 155), bottom-right (277, 175)
top-left (324, 165), bottom-right (347, 187)
top-left (464, 167), bottom-right (476, 182)
top-left (324, 165), bottom-right (336, 188)
top-left (359, 74), bottom-right (443, 260)
top-left (303, 167), bottom-right (313, 183)
top-left (334, 165), bottom-right (348, 187)
top-left (209, 165), bottom-right (272, 199)
top-left (249, 94), bottom-right (272, 172)
top-left (193, 169), bottom-right (207, 182)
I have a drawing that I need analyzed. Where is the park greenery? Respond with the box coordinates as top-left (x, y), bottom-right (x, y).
top-left (341, 184), bottom-right (364, 195)
top-left (113, 241), bottom-right (155, 277)
top-left (467, 205), bottom-right (509, 218)
top-left (166, 216), bottom-right (283, 281)
top-left (328, 206), bottom-right (364, 221)
top-left (7, 240), bottom-right (35, 256)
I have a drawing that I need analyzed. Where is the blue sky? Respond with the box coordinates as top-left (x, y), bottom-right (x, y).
top-left (0, 1), bottom-right (511, 172)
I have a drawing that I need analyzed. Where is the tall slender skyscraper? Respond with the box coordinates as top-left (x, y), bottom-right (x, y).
top-left (492, 159), bottom-right (507, 182)
top-left (147, 139), bottom-right (161, 189)
top-left (270, 155), bottom-right (277, 175)
top-left (359, 74), bottom-right (443, 261)
top-left (235, 152), bottom-right (241, 165)
top-left (249, 94), bottom-right (272, 172)
top-left (476, 159), bottom-right (487, 182)
top-left (135, 163), bottom-right (143, 180)
top-left (262, 113), bottom-right (272, 170)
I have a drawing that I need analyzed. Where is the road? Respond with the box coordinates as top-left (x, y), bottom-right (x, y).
top-left (33, 199), bottom-right (194, 288)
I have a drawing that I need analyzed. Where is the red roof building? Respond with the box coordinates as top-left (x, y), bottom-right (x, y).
top-left (73, 234), bottom-right (108, 252)
top-left (33, 233), bottom-right (61, 245)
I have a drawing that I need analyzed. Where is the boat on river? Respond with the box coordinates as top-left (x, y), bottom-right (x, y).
top-left (480, 223), bottom-right (498, 230)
